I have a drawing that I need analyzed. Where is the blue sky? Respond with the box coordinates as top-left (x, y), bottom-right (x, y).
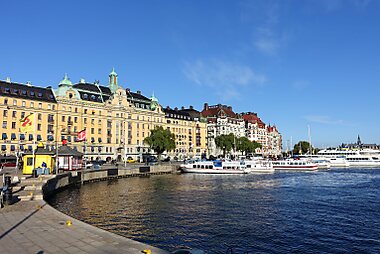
top-left (1, 0), bottom-right (379, 148)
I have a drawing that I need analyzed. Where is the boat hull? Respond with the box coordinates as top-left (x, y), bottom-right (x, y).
top-left (181, 168), bottom-right (247, 174)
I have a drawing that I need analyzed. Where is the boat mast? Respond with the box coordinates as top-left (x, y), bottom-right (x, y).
top-left (308, 125), bottom-right (312, 156)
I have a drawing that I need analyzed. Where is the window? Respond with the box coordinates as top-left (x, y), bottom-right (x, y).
top-left (30, 102), bottom-right (34, 108)
top-left (22, 101), bottom-right (26, 107)
top-left (12, 111), bottom-right (16, 118)
top-left (30, 91), bottom-right (35, 96)
top-left (84, 118), bottom-right (87, 124)
top-left (91, 128), bottom-right (94, 134)
top-left (37, 92), bottom-right (42, 97)
top-left (38, 114), bottom-right (42, 120)
top-left (3, 110), bottom-right (7, 117)
top-left (2, 121), bottom-right (7, 128)
top-left (37, 124), bottom-right (41, 131)
top-left (38, 103), bottom-right (42, 109)
top-left (74, 117), bottom-right (77, 123)
top-left (21, 90), bottom-right (27, 95)
top-left (4, 98), bottom-right (8, 105)
top-left (27, 158), bottom-right (33, 166)
top-left (13, 100), bottom-right (17, 106)
top-left (48, 104), bottom-right (51, 110)
top-left (11, 122), bottom-right (16, 129)
top-left (62, 116), bottom-right (65, 121)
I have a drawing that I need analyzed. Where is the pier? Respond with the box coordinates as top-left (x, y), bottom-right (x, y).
top-left (0, 164), bottom-right (178, 254)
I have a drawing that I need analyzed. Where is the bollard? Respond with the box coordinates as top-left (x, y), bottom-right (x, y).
top-left (4, 176), bottom-right (11, 187)
top-left (3, 186), bottom-right (12, 205)
top-left (142, 250), bottom-right (151, 254)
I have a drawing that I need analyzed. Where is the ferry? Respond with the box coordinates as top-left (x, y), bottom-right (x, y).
top-left (298, 155), bottom-right (331, 169)
top-left (180, 160), bottom-right (249, 174)
top-left (244, 160), bottom-right (274, 173)
top-left (272, 159), bottom-right (318, 171)
top-left (317, 148), bottom-right (380, 167)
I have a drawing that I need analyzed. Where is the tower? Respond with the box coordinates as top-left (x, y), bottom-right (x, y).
top-left (109, 68), bottom-right (118, 93)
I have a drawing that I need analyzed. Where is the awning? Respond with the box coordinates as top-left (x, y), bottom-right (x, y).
top-left (2, 133), bottom-right (7, 140)
top-left (11, 133), bottom-right (16, 140)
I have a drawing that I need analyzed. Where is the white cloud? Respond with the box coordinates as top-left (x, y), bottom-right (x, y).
top-left (183, 59), bottom-right (266, 100)
top-left (315, 0), bottom-right (372, 11)
top-left (304, 115), bottom-right (351, 126)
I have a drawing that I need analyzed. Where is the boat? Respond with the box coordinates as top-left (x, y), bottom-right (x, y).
top-left (244, 160), bottom-right (274, 173)
top-left (345, 155), bottom-right (380, 167)
top-left (311, 158), bottom-right (331, 169)
top-left (180, 160), bottom-right (249, 174)
top-left (272, 159), bottom-right (318, 171)
top-left (317, 148), bottom-right (380, 167)
top-left (327, 157), bottom-right (349, 167)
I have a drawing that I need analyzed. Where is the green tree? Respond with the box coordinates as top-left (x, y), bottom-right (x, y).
top-left (144, 126), bottom-right (176, 162)
top-left (236, 137), bottom-right (262, 155)
top-left (294, 141), bottom-right (313, 155)
top-left (215, 134), bottom-right (235, 157)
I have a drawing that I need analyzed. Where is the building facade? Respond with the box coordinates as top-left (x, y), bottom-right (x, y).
top-left (201, 103), bottom-right (245, 157)
top-left (163, 106), bottom-right (207, 160)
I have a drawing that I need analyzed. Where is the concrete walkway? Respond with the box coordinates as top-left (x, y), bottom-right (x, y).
top-left (0, 175), bottom-right (169, 254)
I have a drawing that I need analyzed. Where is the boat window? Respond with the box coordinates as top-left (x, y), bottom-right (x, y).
top-left (201, 165), bottom-right (204, 169)
top-left (193, 165), bottom-right (196, 168)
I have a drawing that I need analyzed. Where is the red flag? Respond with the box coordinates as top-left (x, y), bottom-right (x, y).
top-left (77, 129), bottom-right (86, 142)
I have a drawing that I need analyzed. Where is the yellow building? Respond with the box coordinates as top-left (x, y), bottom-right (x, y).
top-left (163, 106), bottom-right (208, 160)
top-left (1, 70), bottom-right (208, 163)
top-left (22, 143), bottom-right (55, 175)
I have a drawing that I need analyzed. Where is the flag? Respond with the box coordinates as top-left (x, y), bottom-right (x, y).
top-left (20, 113), bottom-right (34, 133)
top-left (77, 129), bottom-right (86, 142)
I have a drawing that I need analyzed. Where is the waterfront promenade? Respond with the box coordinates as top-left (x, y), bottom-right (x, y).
top-left (0, 165), bottom-right (175, 254)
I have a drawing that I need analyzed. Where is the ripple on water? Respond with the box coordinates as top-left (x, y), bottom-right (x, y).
top-left (48, 168), bottom-right (380, 253)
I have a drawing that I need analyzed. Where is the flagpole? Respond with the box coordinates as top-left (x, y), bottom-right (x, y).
top-left (55, 107), bottom-right (59, 175)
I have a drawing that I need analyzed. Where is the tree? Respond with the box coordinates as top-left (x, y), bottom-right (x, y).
top-left (215, 134), bottom-right (235, 157)
top-left (236, 137), bottom-right (262, 155)
top-left (294, 141), bottom-right (313, 155)
top-left (144, 126), bottom-right (176, 162)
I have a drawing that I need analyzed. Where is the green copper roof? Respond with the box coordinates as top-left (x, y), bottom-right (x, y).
top-left (59, 73), bottom-right (73, 87)
top-left (109, 67), bottom-right (118, 76)
top-left (150, 92), bottom-right (158, 102)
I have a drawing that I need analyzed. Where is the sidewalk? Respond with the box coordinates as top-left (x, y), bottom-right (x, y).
top-left (0, 176), bottom-right (169, 254)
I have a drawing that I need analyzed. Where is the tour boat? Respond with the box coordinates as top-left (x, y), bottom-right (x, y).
top-left (180, 160), bottom-right (249, 174)
top-left (244, 160), bottom-right (274, 173)
top-left (345, 155), bottom-right (380, 167)
top-left (272, 159), bottom-right (318, 171)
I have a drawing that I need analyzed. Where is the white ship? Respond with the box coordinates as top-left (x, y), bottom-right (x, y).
top-left (317, 148), bottom-right (380, 167)
top-left (244, 160), bottom-right (274, 173)
top-left (180, 160), bottom-right (248, 174)
top-left (272, 159), bottom-right (318, 171)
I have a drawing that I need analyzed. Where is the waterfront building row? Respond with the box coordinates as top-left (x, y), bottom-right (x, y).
top-left (0, 69), bottom-right (281, 161)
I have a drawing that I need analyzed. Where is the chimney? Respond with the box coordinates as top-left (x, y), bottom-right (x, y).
top-left (204, 103), bottom-right (209, 110)
top-left (181, 106), bottom-right (185, 110)
top-left (166, 106), bottom-right (170, 110)
top-left (26, 81), bottom-right (32, 86)
top-left (136, 90), bottom-right (141, 94)
top-left (190, 105), bottom-right (193, 110)
top-left (174, 107), bottom-right (178, 111)
top-left (5, 77), bottom-right (11, 83)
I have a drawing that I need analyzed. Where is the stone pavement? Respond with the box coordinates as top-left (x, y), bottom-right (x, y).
top-left (0, 177), bottom-right (169, 254)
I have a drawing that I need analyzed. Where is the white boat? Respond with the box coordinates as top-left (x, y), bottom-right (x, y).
top-left (180, 160), bottom-right (248, 174)
top-left (345, 155), bottom-right (380, 167)
top-left (244, 160), bottom-right (274, 173)
top-left (272, 159), bottom-right (318, 171)
top-left (311, 158), bottom-right (331, 169)
top-left (327, 157), bottom-right (350, 167)
top-left (317, 148), bottom-right (380, 167)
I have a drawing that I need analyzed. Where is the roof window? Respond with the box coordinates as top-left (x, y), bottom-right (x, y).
top-left (30, 91), bottom-right (35, 96)
top-left (4, 87), bottom-right (10, 93)
top-left (83, 94), bottom-right (88, 99)
top-left (37, 92), bottom-right (43, 97)
top-left (22, 90), bottom-right (27, 95)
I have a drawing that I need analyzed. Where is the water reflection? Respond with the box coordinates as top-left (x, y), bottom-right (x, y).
top-left (49, 169), bottom-right (380, 253)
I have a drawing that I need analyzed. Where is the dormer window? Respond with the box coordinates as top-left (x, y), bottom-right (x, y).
top-left (4, 87), bottom-right (10, 93)
top-left (22, 90), bottom-right (27, 95)
top-left (37, 92), bottom-right (43, 97)
top-left (83, 94), bottom-right (88, 99)
top-left (13, 89), bottom-right (18, 94)
top-left (30, 91), bottom-right (35, 96)
top-left (91, 95), bottom-right (95, 100)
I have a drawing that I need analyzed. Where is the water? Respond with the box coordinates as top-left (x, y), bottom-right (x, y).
top-left (48, 168), bottom-right (380, 253)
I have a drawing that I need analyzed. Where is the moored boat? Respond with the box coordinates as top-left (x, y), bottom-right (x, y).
top-left (244, 160), bottom-right (274, 173)
top-left (180, 160), bottom-right (248, 174)
top-left (272, 159), bottom-right (318, 171)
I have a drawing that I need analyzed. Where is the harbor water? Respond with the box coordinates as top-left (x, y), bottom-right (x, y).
top-left (48, 168), bottom-right (380, 253)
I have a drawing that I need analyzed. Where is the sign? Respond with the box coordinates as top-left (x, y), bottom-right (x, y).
top-left (77, 129), bottom-right (86, 142)
top-left (20, 113), bottom-right (34, 133)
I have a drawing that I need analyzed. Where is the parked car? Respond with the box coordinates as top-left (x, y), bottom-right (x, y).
top-left (127, 157), bottom-right (136, 163)
top-left (2, 162), bottom-right (17, 168)
top-left (146, 156), bottom-right (158, 164)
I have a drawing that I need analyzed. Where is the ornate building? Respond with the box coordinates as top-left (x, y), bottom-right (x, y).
top-left (0, 70), bottom-right (208, 163)
top-left (201, 103), bottom-right (245, 156)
